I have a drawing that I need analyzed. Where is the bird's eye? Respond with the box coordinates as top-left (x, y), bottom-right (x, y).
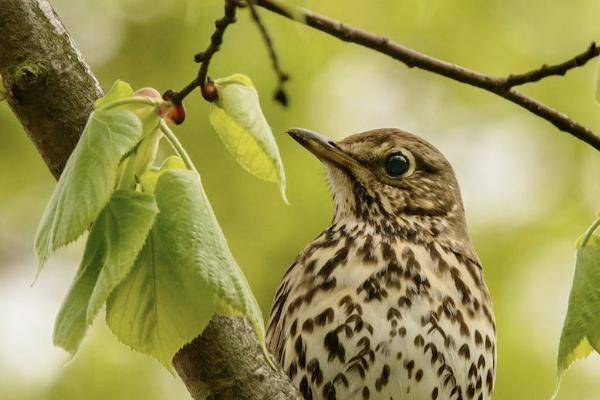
top-left (384, 153), bottom-right (410, 177)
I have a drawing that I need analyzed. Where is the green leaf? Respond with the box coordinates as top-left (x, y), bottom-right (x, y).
top-left (557, 219), bottom-right (600, 375)
top-left (0, 74), bottom-right (7, 102)
top-left (133, 127), bottom-right (163, 177)
top-left (95, 80), bottom-right (161, 138)
top-left (53, 190), bottom-right (158, 353)
top-left (35, 108), bottom-right (144, 269)
top-left (139, 155), bottom-right (187, 193)
top-left (209, 73), bottom-right (287, 203)
top-left (96, 80), bottom-right (134, 109)
top-left (106, 170), bottom-right (265, 369)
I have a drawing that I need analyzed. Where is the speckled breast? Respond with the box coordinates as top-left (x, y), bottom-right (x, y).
top-left (267, 224), bottom-right (496, 400)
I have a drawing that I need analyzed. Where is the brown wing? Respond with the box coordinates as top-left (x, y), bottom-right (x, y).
top-left (266, 262), bottom-right (297, 365)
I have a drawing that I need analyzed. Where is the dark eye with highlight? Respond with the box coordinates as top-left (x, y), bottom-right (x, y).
top-left (384, 153), bottom-right (410, 177)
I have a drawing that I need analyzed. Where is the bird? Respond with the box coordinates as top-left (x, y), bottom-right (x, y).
top-left (266, 128), bottom-right (496, 400)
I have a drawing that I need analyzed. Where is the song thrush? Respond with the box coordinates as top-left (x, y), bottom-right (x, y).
top-left (267, 128), bottom-right (496, 400)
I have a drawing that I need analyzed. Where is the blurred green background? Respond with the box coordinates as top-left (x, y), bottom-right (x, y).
top-left (1, 0), bottom-right (599, 399)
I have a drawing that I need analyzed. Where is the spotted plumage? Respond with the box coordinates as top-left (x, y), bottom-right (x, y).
top-left (267, 128), bottom-right (496, 400)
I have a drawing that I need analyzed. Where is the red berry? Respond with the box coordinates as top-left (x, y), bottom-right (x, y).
top-left (201, 81), bottom-right (218, 102)
top-left (159, 102), bottom-right (186, 125)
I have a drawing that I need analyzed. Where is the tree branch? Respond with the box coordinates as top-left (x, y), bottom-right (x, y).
top-left (0, 0), bottom-right (103, 178)
top-left (246, 0), bottom-right (290, 106)
top-left (170, 0), bottom-right (292, 107)
top-left (170, 0), bottom-right (238, 104)
top-left (0, 1), bottom-right (300, 399)
top-left (254, 0), bottom-right (600, 152)
top-left (173, 316), bottom-right (302, 400)
top-left (503, 42), bottom-right (599, 88)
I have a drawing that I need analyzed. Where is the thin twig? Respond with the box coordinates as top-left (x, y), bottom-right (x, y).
top-left (254, 0), bottom-right (600, 152)
top-left (170, 0), bottom-right (238, 104)
top-left (504, 42), bottom-right (599, 88)
top-left (246, 0), bottom-right (290, 106)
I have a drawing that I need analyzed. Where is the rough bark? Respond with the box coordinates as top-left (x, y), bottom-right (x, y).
top-left (0, 1), bottom-right (300, 398)
top-left (0, 0), bottom-right (103, 179)
top-left (173, 316), bottom-right (302, 400)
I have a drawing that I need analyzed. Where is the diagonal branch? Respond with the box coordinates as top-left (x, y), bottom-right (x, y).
top-left (254, 0), bottom-right (600, 152)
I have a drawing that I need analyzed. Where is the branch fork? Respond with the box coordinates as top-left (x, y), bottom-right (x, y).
top-left (169, 0), bottom-right (290, 106)
top-left (253, 0), bottom-right (600, 151)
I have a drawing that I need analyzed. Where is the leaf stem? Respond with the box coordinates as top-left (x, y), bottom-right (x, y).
top-left (581, 217), bottom-right (600, 247)
top-left (159, 119), bottom-right (198, 174)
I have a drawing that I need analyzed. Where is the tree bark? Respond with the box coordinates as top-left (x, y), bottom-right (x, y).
top-left (173, 316), bottom-right (301, 400)
top-left (0, 0), bottom-right (102, 179)
top-left (0, 1), bottom-right (300, 398)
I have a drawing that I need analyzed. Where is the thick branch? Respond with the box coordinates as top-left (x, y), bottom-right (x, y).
top-left (0, 0), bottom-right (103, 178)
top-left (255, 0), bottom-right (600, 152)
top-left (173, 316), bottom-right (301, 400)
top-left (0, 1), bottom-right (299, 399)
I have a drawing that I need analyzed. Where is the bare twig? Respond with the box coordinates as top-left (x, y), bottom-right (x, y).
top-left (254, 0), bottom-right (600, 152)
top-left (170, 0), bottom-right (291, 106)
top-left (504, 42), bottom-right (599, 88)
top-left (170, 0), bottom-right (238, 104)
top-left (246, 0), bottom-right (290, 106)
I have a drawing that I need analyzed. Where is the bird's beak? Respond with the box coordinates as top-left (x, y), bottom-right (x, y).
top-left (287, 128), bottom-right (357, 169)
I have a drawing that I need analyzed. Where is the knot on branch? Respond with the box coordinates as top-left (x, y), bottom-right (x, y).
top-left (12, 62), bottom-right (48, 98)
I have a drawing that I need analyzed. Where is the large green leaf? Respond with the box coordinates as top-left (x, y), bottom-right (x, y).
top-left (106, 169), bottom-right (265, 369)
top-left (209, 74), bottom-right (287, 202)
top-left (53, 190), bottom-right (158, 353)
top-left (557, 221), bottom-right (600, 373)
top-left (139, 155), bottom-right (187, 193)
top-left (95, 80), bottom-right (134, 109)
top-left (35, 109), bottom-right (143, 268)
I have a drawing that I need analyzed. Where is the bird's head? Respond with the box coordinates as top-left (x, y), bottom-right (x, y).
top-left (289, 128), bottom-right (468, 238)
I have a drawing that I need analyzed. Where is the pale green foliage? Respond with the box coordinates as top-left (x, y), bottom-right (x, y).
top-left (139, 156), bottom-right (187, 193)
top-left (95, 80), bottom-right (134, 109)
top-left (133, 128), bottom-right (163, 177)
top-left (36, 78), bottom-right (274, 370)
top-left (97, 80), bottom-right (162, 172)
top-left (53, 191), bottom-right (158, 353)
top-left (209, 74), bottom-right (287, 202)
top-left (35, 108), bottom-right (144, 268)
top-left (107, 169), bottom-right (264, 369)
top-left (556, 219), bottom-right (600, 383)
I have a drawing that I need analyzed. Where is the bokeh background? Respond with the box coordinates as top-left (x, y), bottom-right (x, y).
top-left (1, 0), bottom-right (600, 399)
